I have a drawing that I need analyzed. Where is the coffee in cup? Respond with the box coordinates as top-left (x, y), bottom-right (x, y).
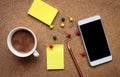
top-left (11, 30), bottom-right (35, 53)
top-left (7, 27), bottom-right (39, 57)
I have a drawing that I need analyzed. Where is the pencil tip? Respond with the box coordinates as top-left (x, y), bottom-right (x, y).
top-left (67, 44), bottom-right (70, 50)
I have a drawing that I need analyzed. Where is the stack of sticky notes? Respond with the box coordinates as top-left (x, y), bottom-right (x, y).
top-left (28, 0), bottom-right (58, 26)
top-left (46, 44), bottom-right (64, 70)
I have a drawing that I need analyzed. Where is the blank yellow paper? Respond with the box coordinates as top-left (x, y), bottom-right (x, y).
top-left (47, 44), bottom-right (64, 70)
top-left (28, 0), bottom-right (58, 26)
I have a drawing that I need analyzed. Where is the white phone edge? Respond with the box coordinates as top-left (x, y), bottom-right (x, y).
top-left (78, 15), bottom-right (112, 66)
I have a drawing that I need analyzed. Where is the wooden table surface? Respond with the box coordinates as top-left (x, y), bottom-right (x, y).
top-left (0, 0), bottom-right (120, 77)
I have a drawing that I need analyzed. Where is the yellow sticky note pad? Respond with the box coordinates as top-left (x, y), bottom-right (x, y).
top-left (47, 44), bottom-right (64, 70)
top-left (28, 0), bottom-right (58, 26)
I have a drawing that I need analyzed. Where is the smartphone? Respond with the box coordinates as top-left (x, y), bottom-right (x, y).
top-left (78, 15), bottom-right (112, 66)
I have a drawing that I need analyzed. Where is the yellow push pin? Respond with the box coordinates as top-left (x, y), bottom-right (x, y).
top-left (69, 17), bottom-right (74, 22)
top-left (60, 23), bottom-right (65, 28)
top-left (49, 25), bottom-right (54, 29)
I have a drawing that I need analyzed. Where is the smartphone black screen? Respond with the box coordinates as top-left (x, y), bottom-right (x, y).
top-left (80, 20), bottom-right (111, 61)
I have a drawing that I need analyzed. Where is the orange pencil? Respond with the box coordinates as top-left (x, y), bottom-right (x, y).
top-left (67, 44), bottom-right (83, 77)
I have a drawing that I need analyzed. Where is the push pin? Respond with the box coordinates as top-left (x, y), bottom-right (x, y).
top-left (53, 35), bottom-right (57, 40)
top-left (49, 44), bottom-right (53, 48)
top-left (61, 23), bottom-right (65, 28)
top-left (50, 25), bottom-right (54, 29)
top-left (80, 52), bottom-right (86, 57)
top-left (61, 17), bottom-right (65, 22)
top-left (76, 31), bottom-right (80, 35)
top-left (66, 33), bottom-right (71, 38)
top-left (69, 17), bottom-right (74, 22)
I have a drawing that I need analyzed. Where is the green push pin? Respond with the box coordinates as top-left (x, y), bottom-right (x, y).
top-left (61, 17), bottom-right (65, 22)
top-left (53, 35), bottom-right (57, 40)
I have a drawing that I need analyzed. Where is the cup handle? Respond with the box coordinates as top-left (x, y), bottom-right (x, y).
top-left (33, 50), bottom-right (39, 57)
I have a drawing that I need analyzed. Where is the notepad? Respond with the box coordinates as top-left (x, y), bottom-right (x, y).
top-left (28, 0), bottom-right (58, 26)
top-left (47, 44), bottom-right (64, 70)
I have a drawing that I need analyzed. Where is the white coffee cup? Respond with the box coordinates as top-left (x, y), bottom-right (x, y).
top-left (7, 27), bottom-right (39, 57)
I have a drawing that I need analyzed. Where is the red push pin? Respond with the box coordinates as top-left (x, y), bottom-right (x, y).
top-left (66, 33), bottom-right (71, 38)
top-left (49, 44), bottom-right (53, 48)
top-left (76, 31), bottom-right (80, 35)
top-left (80, 51), bottom-right (86, 57)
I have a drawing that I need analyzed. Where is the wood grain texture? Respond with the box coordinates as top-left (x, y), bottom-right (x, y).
top-left (0, 0), bottom-right (120, 77)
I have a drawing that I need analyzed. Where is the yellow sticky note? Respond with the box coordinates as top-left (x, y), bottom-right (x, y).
top-left (47, 44), bottom-right (64, 70)
top-left (28, 0), bottom-right (58, 26)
